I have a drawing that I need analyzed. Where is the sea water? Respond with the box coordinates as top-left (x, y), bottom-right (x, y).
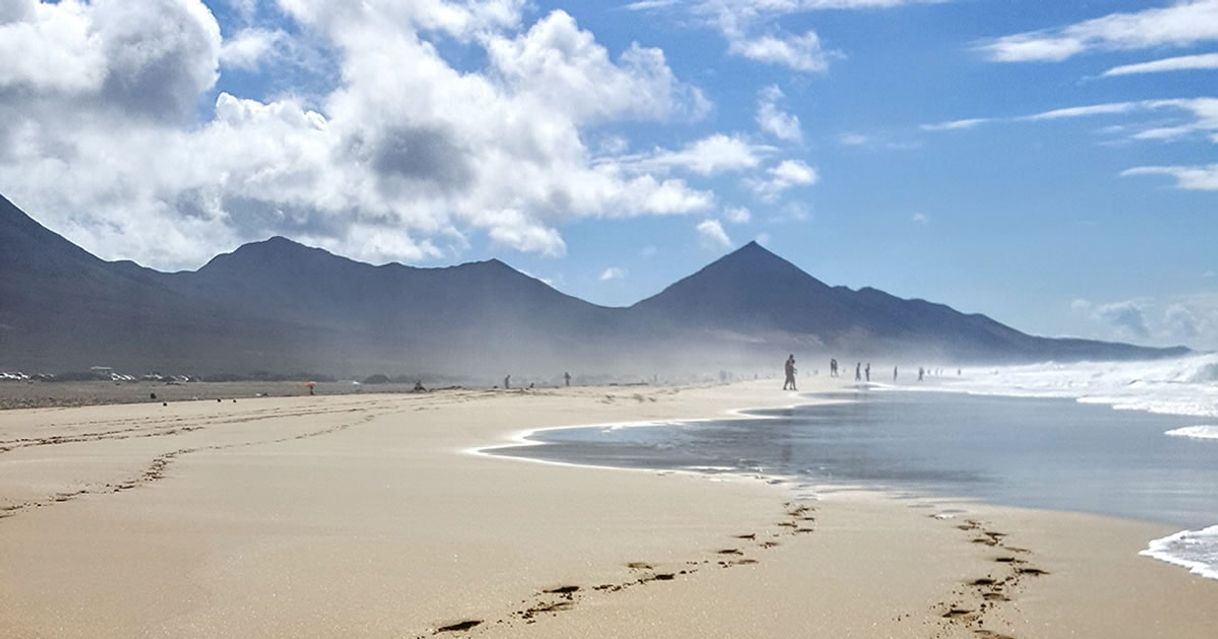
top-left (490, 353), bottom-right (1218, 580)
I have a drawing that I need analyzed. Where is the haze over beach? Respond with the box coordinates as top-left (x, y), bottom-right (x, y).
top-left (2, 1), bottom-right (1218, 638)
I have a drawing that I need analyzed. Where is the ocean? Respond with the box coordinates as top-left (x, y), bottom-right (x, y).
top-left (488, 353), bottom-right (1218, 581)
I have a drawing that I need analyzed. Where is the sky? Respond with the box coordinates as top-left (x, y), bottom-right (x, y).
top-left (0, 0), bottom-right (1216, 350)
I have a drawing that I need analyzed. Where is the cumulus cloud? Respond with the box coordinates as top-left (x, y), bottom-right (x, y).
top-left (1072, 296), bottom-right (1218, 348)
top-left (756, 85), bottom-right (803, 143)
top-left (1102, 52), bottom-right (1218, 77)
top-left (0, 1), bottom-right (725, 268)
top-left (747, 159), bottom-right (819, 201)
top-left (1094, 300), bottom-right (1151, 339)
top-left (219, 27), bottom-right (287, 71)
top-left (599, 266), bottom-right (628, 281)
top-left (724, 206), bottom-right (752, 224)
top-left (696, 218), bottom-right (732, 249)
top-left (728, 30), bottom-right (833, 72)
top-left (978, 0), bottom-right (1218, 62)
top-left (1164, 304), bottom-right (1201, 339)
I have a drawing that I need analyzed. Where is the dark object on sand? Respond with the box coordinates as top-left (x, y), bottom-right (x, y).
top-left (161, 402), bottom-right (167, 407)
top-left (413, 380), bottom-right (427, 392)
top-left (150, 392), bottom-right (157, 400)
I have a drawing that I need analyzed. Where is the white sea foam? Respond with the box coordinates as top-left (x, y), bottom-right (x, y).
top-left (911, 352), bottom-right (1218, 419)
top-left (1140, 526), bottom-right (1218, 581)
top-left (1164, 425), bottom-right (1218, 440)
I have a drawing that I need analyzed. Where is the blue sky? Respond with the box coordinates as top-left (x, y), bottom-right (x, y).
top-left (1, 1), bottom-right (1215, 348)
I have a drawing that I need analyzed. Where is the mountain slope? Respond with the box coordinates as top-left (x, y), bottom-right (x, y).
top-left (0, 197), bottom-right (1188, 376)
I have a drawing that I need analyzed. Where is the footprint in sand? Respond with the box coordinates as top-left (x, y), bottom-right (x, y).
top-left (434, 619), bottom-right (482, 633)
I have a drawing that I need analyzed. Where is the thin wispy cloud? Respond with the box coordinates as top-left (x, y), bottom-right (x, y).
top-left (1122, 164), bottom-right (1218, 191)
top-left (609, 134), bottom-right (775, 176)
top-left (625, 0), bottom-right (941, 72)
top-left (978, 0), bottom-right (1218, 62)
top-left (922, 98), bottom-right (1218, 143)
top-left (920, 118), bottom-right (989, 131)
top-left (1102, 52), bottom-right (1218, 77)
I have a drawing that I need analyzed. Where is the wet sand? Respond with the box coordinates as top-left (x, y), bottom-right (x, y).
top-left (0, 380), bottom-right (1214, 637)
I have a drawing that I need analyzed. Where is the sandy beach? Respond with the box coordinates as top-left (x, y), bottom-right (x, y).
top-left (1, 379), bottom-right (1214, 638)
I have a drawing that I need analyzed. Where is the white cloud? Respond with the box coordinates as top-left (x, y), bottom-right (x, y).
top-left (599, 266), bottom-right (628, 281)
top-left (748, 159), bottom-right (819, 200)
top-left (696, 218), bottom-right (732, 249)
top-left (1122, 164), bottom-right (1218, 191)
top-left (1102, 52), bottom-right (1218, 77)
top-left (838, 132), bottom-right (870, 145)
top-left (0, 1), bottom-right (724, 268)
top-left (485, 10), bottom-right (710, 124)
top-left (923, 99), bottom-right (1218, 174)
top-left (627, 0), bottom-right (939, 72)
top-left (1073, 296), bottom-right (1218, 348)
top-left (911, 212), bottom-right (929, 224)
top-left (756, 85), bottom-right (803, 143)
top-left (1164, 303), bottom-right (1201, 339)
top-left (979, 0), bottom-right (1218, 62)
top-left (920, 118), bottom-right (989, 131)
top-left (615, 134), bottom-right (772, 176)
top-left (724, 206), bottom-right (752, 224)
top-left (1094, 300), bottom-right (1151, 339)
top-left (728, 30), bottom-right (833, 72)
top-left (219, 27), bottom-right (286, 70)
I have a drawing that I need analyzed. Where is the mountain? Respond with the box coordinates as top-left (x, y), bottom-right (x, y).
top-left (0, 196), bottom-right (1188, 377)
top-left (633, 241), bottom-right (1185, 362)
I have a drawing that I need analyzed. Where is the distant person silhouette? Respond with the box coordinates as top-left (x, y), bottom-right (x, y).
top-left (504, 375), bottom-right (511, 389)
top-left (918, 367), bottom-right (925, 382)
top-left (855, 363), bottom-right (861, 382)
top-left (893, 366), bottom-right (898, 382)
top-left (829, 358), bottom-right (838, 378)
top-left (564, 372), bottom-right (571, 387)
top-left (865, 363), bottom-right (871, 382)
top-left (783, 355), bottom-right (797, 391)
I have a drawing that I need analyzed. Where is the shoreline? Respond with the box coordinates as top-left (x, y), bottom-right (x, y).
top-left (1, 380), bottom-right (1214, 637)
top-left (478, 389), bottom-right (1218, 588)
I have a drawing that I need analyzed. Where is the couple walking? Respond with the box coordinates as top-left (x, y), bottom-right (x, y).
top-left (783, 354), bottom-right (798, 391)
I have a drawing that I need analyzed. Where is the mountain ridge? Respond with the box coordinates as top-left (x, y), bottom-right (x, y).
top-left (0, 195), bottom-right (1189, 376)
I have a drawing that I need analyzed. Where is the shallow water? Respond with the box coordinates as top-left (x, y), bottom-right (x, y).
top-left (490, 389), bottom-right (1218, 578)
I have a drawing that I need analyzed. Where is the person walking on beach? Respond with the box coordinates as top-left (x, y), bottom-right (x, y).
top-left (893, 366), bottom-right (898, 382)
top-left (855, 362), bottom-right (861, 382)
top-left (865, 363), bottom-right (871, 382)
top-left (829, 358), bottom-right (838, 377)
top-left (564, 371), bottom-right (571, 387)
top-left (504, 374), bottom-right (511, 389)
top-left (917, 367), bottom-right (924, 382)
top-left (783, 354), bottom-right (798, 391)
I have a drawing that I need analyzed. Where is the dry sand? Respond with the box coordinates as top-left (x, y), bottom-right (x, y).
top-left (0, 379), bottom-right (1213, 638)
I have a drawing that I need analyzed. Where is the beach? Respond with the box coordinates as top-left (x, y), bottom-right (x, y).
top-left (1, 379), bottom-right (1215, 638)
